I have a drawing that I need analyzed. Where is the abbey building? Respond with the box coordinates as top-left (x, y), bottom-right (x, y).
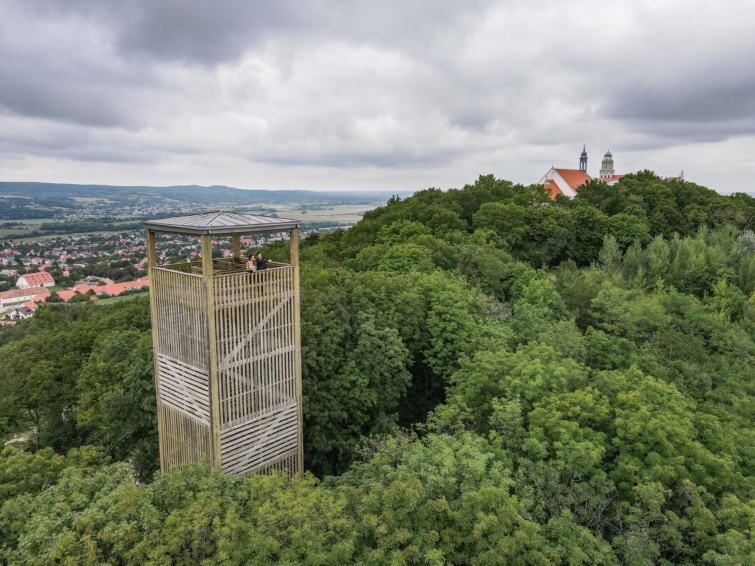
top-left (538, 146), bottom-right (624, 199)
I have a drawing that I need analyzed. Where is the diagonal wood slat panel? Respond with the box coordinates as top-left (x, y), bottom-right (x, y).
top-left (213, 267), bottom-right (299, 475)
top-left (220, 404), bottom-right (299, 475)
top-left (157, 355), bottom-right (211, 424)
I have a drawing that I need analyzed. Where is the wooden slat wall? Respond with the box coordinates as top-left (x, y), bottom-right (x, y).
top-left (152, 268), bottom-right (209, 369)
top-left (152, 267), bottom-right (213, 470)
top-left (151, 261), bottom-right (301, 477)
top-left (219, 405), bottom-right (299, 475)
top-left (160, 403), bottom-right (213, 469)
top-left (213, 266), bottom-right (299, 475)
top-left (255, 450), bottom-right (299, 475)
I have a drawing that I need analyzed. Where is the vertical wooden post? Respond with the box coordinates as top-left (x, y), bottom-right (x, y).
top-left (202, 235), bottom-right (222, 471)
top-left (147, 230), bottom-right (167, 471)
top-left (232, 234), bottom-right (241, 262)
top-left (289, 227), bottom-right (303, 476)
top-left (147, 230), bottom-right (157, 269)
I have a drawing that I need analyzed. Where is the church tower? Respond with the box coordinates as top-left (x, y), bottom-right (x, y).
top-left (579, 145), bottom-right (588, 172)
top-left (600, 150), bottom-right (614, 179)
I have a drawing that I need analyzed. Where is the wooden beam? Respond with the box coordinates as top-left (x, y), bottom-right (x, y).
top-left (147, 229), bottom-right (157, 268)
top-left (146, 229), bottom-right (167, 471)
top-left (202, 235), bottom-right (223, 470)
top-left (231, 234), bottom-right (241, 262)
top-left (290, 227), bottom-right (303, 477)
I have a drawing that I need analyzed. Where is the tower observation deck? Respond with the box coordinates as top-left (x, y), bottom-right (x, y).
top-left (143, 212), bottom-right (302, 476)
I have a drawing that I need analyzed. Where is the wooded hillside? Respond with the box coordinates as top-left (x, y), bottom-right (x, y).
top-left (2, 172), bottom-right (754, 564)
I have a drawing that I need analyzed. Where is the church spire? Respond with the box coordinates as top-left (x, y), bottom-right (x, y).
top-left (600, 149), bottom-right (614, 179)
top-left (579, 145), bottom-right (588, 172)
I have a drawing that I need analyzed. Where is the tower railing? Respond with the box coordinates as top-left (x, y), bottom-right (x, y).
top-left (150, 260), bottom-right (299, 475)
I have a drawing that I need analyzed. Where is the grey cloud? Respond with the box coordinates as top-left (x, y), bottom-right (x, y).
top-left (0, 72), bottom-right (142, 128)
top-left (115, 1), bottom-right (307, 65)
top-left (449, 112), bottom-right (494, 132)
top-left (15, 0), bottom-right (496, 66)
top-left (0, 1), bottom-right (158, 127)
top-left (0, 124), bottom-right (158, 164)
top-left (255, 146), bottom-right (462, 168)
top-left (605, 55), bottom-right (755, 137)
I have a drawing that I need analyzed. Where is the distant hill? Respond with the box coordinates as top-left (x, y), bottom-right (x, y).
top-left (0, 181), bottom-right (409, 206)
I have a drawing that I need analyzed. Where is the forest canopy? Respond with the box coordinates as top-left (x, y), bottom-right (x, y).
top-left (2, 172), bottom-right (755, 564)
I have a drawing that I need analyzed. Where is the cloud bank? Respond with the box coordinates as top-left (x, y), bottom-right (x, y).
top-left (1, 0), bottom-right (754, 192)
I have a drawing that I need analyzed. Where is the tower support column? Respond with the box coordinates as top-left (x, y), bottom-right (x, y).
top-left (232, 234), bottom-right (241, 262)
top-left (147, 229), bottom-right (167, 472)
top-left (289, 227), bottom-right (303, 477)
top-left (202, 234), bottom-right (222, 470)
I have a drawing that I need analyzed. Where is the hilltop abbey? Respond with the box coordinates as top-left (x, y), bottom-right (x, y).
top-left (538, 146), bottom-right (626, 199)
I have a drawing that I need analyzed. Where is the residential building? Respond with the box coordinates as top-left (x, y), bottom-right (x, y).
top-left (16, 271), bottom-right (55, 289)
top-left (0, 288), bottom-right (50, 309)
top-left (9, 306), bottom-right (34, 320)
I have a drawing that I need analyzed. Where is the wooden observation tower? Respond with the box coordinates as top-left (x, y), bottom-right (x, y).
top-left (143, 212), bottom-right (302, 476)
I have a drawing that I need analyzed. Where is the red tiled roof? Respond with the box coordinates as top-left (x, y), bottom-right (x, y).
top-left (555, 169), bottom-right (592, 190)
top-left (57, 290), bottom-right (78, 301)
top-left (597, 174), bottom-right (625, 184)
top-left (93, 284), bottom-right (124, 296)
top-left (19, 272), bottom-right (55, 286)
top-left (89, 279), bottom-right (149, 297)
top-left (544, 179), bottom-right (563, 200)
top-left (23, 301), bottom-right (39, 310)
top-left (0, 287), bottom-right (49, 300)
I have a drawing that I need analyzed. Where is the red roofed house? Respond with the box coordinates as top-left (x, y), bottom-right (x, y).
top-left (124, 277), bottom-right (149, 290)
top-left (539, 147), bottom-right (625, 199)
top-left (57, 289), bottom-right (79, 301)
top-left (73, 284), bottom-right (93, 294)
top-left (0, 287), bottom-right (50, 309)
top-left (91, 284), bottom-right (123, 297)
top-left (16, 271), bottom-right (55, 289)
top-left (88, 277), bottom-right (149, 298)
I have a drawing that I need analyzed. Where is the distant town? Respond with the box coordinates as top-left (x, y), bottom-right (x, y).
top-left (0, 227), bottom-right (315, 321)
top-left (0, 182), bottom-right (401, 322)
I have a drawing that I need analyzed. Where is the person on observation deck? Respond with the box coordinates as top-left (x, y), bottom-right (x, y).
top-left (255, 252), bottom-right (268, 271)
top-left (246, 253), bottom-right (257, 272)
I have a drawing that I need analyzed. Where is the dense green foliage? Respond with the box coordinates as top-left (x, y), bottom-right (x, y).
top-left (2, 172), bottom-right (755, 564)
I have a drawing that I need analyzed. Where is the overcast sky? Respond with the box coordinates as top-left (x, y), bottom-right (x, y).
top-left (1, 0), bottom-right (754, 193)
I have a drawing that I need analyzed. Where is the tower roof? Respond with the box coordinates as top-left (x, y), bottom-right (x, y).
top-left (604, 149), bottom-right (612, 158)
top-left (143, 211), bottom-right (299, 236)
